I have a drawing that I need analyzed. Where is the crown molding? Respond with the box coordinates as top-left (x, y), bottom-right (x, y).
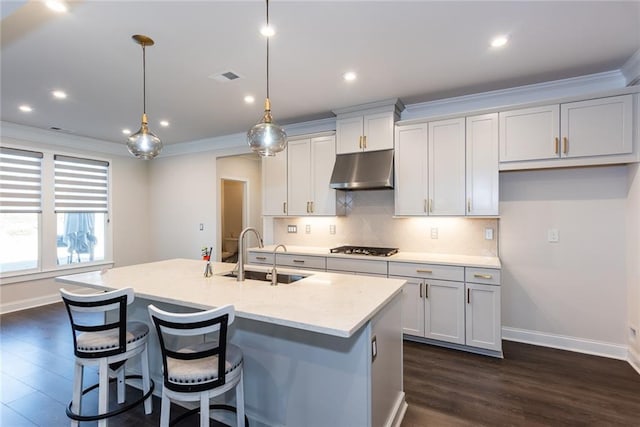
top-left (622, 49), bottom-right (640, 86)
top-left (402, 70), bottom-right (627, 121)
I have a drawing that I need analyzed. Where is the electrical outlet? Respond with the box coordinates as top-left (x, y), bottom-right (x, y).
top-left (485, 228), bottom-right (494, 240)
top-left (287, 225), bottom-right (297, 233)
top-left (305, 224), bottom-right (311, 234)
top-left (329, 224), bottom-right (336, 235)
top-left (547, 228), bottom-right (559, 243)
top-left (430, 228), bottom-right (438, 239)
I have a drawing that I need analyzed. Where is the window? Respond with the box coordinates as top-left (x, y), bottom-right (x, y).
top-left (54, 155), bottom-right (109, 266)
top-left (0, 148), bottom-right (43, 273)
top-left (0, 147), bottom-right (111, 276)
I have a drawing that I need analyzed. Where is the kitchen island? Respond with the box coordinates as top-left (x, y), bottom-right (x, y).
top-left (56, 259), bottom-right (407, 427)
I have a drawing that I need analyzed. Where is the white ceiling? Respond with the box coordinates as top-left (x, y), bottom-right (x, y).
top-left (1, 1), bottom-right (639, 147)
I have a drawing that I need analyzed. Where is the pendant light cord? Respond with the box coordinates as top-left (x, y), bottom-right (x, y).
top-left (142, 44), bottom-right (147, 115)
top-left (265, 0), bottom-right (270, 101)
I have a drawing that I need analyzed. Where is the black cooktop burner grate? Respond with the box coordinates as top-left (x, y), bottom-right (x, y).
top-left (330, 246), bottom-right (399, 257)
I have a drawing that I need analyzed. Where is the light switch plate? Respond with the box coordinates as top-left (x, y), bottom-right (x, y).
top-left (305, 224), bottom-right (311, 234)
top-left (287, 225), bottom-right (297, 233)
top-left (547, 228), bottom-right (559, 243)
top-left (430, 228), bottom-right (438, 239)
top-left (329, 224), bottom-right (336, 235)
top-left (485, 228), bottom-right (494, 240)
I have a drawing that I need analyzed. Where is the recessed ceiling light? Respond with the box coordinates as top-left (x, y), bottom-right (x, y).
top-left (45, 0), bottom-right (68, 13)
top-left (490, 35), bottom-right (509, 48)
top-left (122, 129), bottom-right (131, 135)
top-left (343, 71), bottom-right (357, 82)
top-left (159, 120), bottom-right (169, 127)
top-left (260, 25), bottom-right (275, 37)
top-left (52, 90), bottom-right (67, 99)
top-left (19, 105), bottom-right (33, 112)
top-left (244, 95), bottom-right (255, 104)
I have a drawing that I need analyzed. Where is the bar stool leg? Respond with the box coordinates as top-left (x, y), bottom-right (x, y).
top-left (71, 361), bottom-right (83, 427)
top-left (200, 393), bottom-right (209, 427)
top-left (98, 359), bottom-right (109, 427)
top-left (236, 371), bottom-right (245, 427)
top-left (116, 366), bottom-right (126, 404)
top-left (160, 392), bottom-right (171, 427)
top-left (141, 346), bottom-right (152, 414)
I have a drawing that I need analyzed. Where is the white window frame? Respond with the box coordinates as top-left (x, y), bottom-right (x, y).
top-left (0, 145), bottom-right (113, 282)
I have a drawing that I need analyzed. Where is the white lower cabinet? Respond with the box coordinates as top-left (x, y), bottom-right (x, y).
top-left (392, 262), bottom-right (502, 355)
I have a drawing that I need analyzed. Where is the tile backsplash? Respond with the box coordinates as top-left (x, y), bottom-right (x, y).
top-left (270, 190), bottom-right (498, 256)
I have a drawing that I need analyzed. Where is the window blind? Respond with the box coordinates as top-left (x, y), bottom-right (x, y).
top-left (0, 147), bottom-right (43, 213)
top-left (54, 155), bottom-right (109, 213)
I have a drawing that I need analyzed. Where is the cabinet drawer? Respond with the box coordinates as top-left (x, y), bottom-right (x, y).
top-left (388, 262), bottom-right (464, 281)
top-left (276, 253), bottom-right (326, 270)
top-left (248, 252), bottom-right (274, 265)
top-left (326, 257), bottom-right (388, 276)
top-left (465, 268), bottom-right (501, 285)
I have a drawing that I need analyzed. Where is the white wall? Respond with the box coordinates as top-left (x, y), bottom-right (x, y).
top-left (627, 164), bottom-right (640, 368)
top-left (500, 165), bottom-right (628, 353)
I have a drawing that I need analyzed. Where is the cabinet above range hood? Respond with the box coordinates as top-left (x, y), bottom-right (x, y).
top-left (329, 149), bottom-right (394, 190)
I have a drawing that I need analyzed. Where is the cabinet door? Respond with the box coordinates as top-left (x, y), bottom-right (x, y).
top-left (424, 279), bottom-right (465, 344)
top-left (262, 147), bottom-right (288, 215)
top-left (287, 139), bottom-right (311, 216)
top-left (499, 105), bottom-right (560, 162)
top-left (310, 136), bottom-right (336, 215)
top-left (465, 283), bottom-right (501, 351)
top-left (363, 112), bottom-right (395, 152)
top-left (428, 118), bottom-right (466, 216)
top-left (395, 277), bottom-right (424, 337)
top-left (336, 116), bottom-right (364, 154)
top-left (466, 113), bottom-right (499, 216)
top-left (394, 124), bottom-right (428, 215)
top-left (560, 95), bottom-right (633, 158)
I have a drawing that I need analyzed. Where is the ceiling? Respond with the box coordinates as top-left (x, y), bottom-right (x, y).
top-left (2, 1), bottom-right (639, 148)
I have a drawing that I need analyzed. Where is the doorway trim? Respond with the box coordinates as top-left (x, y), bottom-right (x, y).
top-left (218, 177), bottom-right (249, 262)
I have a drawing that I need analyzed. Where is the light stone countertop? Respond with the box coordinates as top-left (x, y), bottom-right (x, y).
top-left (56, 258), bottom-right (405, 338)
top-left (251, 245), bottom-right (502, 269)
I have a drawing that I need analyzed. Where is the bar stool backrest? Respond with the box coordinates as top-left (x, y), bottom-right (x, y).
top-left (60, 287), bottom-right (135, 359)
top-left (148, 304), bottom-right (235, 393)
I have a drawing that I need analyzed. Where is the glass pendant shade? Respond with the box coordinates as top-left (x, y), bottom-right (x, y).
top-left (127, 113), bottom-right (163, 159)
top-left (248, 99), bottom-right (287, 156)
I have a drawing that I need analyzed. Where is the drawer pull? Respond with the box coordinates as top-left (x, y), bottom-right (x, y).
top-left (416, 269), bottom-right (432, 274)
top-left (256, 256), bottom-right (267, 261)
top-left (293, 259), bottom-right (305, 263)
top-left (473, 273), bottom-right (492, 279)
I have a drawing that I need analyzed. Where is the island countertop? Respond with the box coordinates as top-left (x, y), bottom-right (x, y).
top-left (56, 258), bottom-right (405, 339)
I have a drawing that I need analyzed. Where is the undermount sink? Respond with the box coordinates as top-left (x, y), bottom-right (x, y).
top-left (222, 270), bottom-right (308, 284)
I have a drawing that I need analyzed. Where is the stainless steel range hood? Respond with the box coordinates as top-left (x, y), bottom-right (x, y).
top-left (329, 149), bottom-right (394, 190)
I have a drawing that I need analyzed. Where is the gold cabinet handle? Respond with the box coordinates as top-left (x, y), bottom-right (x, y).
top-left (473, 273), bottom-right (492, 279)
top-left (363, 135), bottom-right (367, 149)
top-left (429, 199), bottom-right (433, 213)
top-left (310, 201), bottom-right (314, 213)
top-left (423, 199), bottom-right (427, 213)
top-left (563, 137), bottom-right (568, 154)
top-left (256, 256), bottom-right (267, 260)
top-left (554, 137), bottom-right (559, 154)
top-left (359, 136), bottom-right (363, 149)
top-left (467, 288), bottom-right (470, 304)
top-left (293, 259), bottom-right (305, 263)
top-left (306, 201), bottom-right (310, 213)
top-left (416, 269), bottom-right (433, 274)
top-left (467, 198), bottom-right (472, 213)
top-left (283, 201), bottom-right (287, 214)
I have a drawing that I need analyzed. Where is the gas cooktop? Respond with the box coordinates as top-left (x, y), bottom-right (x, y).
top-left (329, 246), bottom-right (399, 257)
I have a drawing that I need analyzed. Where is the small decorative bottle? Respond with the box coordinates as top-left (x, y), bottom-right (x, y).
top-left (202, 247), bottom-right (213, 277)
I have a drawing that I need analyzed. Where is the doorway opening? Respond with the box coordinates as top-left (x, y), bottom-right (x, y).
top-left (220, 179), bottom-right (246, 263)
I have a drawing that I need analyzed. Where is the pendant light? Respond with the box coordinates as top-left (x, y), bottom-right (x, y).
top-left (247, 0), bottom-right (287, 157)
top-left (127, 34), bottom-right (163, 160)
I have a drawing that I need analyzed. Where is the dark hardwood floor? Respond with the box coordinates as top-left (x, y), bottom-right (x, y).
top-left (2, 303), bottom-right (640, 426)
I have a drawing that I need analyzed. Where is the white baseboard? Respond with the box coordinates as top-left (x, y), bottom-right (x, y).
top-left (501, 326), bottom-right (628, 360)
top-left (629, 347), bottom-right (640, 375)
top-left (0, 294), bottom-right (61, 315)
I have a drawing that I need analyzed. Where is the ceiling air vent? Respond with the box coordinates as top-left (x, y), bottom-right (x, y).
top-left (209, 70), bottom-right (243, 83)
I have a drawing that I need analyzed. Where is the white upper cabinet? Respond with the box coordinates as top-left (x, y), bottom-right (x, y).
top-left (262, 147), bottom-right (288, 216)
top-left (394, 124), bottom-right (428, 215)
top-left (334, 99), bottom-right (404, 154)
top-left (499, 104), bottom-right (560, 162)
top-left (560, 95), bottom-right (633, 158)
top-left (287, 135), bottom-right (338, 216)
top-left (499, 94), bottom-right (634, 170)
top-left (428, 118), bottom-right (466, 216)
top-left (466, 113), bottom-right (499, 216)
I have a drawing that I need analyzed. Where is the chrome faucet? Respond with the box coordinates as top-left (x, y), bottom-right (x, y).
top-left (236, 227), bottom-right (264, 281)
top-left (267, 244), bottom-right (287, 286)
